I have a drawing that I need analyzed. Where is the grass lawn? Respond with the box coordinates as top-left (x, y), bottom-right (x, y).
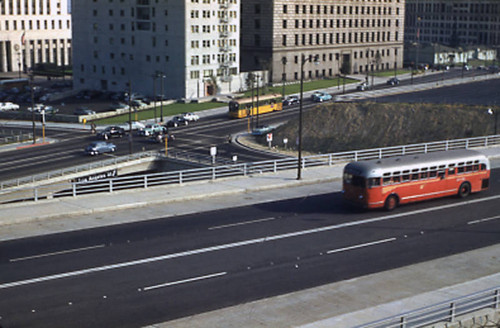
top-left (94, 77), bottom-right (359, 125)
top-left (241, 77), bottom-right (359, 98)
top-left (94, 101), bottom-right (225, 125)
top-left (371, 69), bottom-right (411, 77)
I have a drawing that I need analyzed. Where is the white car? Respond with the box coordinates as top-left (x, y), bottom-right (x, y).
top-left (182, 112), bottom-right (200, 122)
top-left (0, 102), bottom-right (20, 111)
top-left (119, 121), bottom-right (146, 131)
top-left (27, 104), bottom-right (45, 112)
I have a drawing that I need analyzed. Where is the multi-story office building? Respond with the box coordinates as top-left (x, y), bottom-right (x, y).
top-left (405, 0), bottom-right (500, 47)
top-left (241, 0), bottom-right (405, 84)
top-left (0, 0), bottom-right (72, 74)
top-left (72, 0), bottom-right (240, 100)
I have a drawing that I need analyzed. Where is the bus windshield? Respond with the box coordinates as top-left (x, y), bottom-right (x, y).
top-left (344, 173), bottom-right (366, 187)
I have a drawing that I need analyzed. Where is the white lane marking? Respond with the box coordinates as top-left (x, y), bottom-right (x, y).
top-left (327, 238), bottom-right (397, 255)
top-left (1, 194), bottom-right (499, 290)
top-left (142, 272), bottom-right (227, 291)
top-left (9, 244), bottom-right (106, 263)
top-left (467, 215), bottom-right (500, 225)
top-left (209, 217), bottom-right (276, 230)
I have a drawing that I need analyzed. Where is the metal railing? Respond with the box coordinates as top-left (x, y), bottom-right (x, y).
top-left (0, 151), bottom-right (159, 190)
top-left (1, 135), bottom-right (499, 203)
top-left (0, 129), bottom-right (33, 144)
top-left (356, 286), bottom-right (500, 328)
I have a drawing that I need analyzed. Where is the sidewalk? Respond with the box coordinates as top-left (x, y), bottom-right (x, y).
top-left (0, 147), bottom-right (499, 327)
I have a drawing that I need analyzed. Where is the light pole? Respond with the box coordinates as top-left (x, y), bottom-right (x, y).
top-left (152, 73), bottom-right (157, 123)
top-left (488, 108), bottom-right (498, 135)
top-left (29, 69), bottom-right (36, 144)
top-left (159, 72), bottom-right (166, 122)
top-left (281, 57), bottom-right (287, 100)
top-left (297, 54), bottom-right (319, 180)
top-left (127, 80), bottom-right (133, 154)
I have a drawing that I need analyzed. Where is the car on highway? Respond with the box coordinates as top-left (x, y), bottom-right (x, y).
top-left (386, 77), bottom-right (400, 86)
top-left (84, 141), bottom-right (117, 156)
top-left (138, 123), bottom-right (167, 136)
top-left (182, 112), bottom-right (200, 122)
top-left (166, 116), bottom-right (189, 127)
top-left (251, 125), bottom-right (274, 136)
top-left (119, 121), bottom-right (146, 131)
top-left (283, 95), bottom-right (300, 106)
top-left (312, 92), bottom-right (333, 102)
top-left (356, 82), bottom-right (371, 91)
top-left (0, 102), bottom-right (20, 111)
top-left (74, 107), bottom-right (97, 115)
top-left (97, 126), bottom-right (125, 139)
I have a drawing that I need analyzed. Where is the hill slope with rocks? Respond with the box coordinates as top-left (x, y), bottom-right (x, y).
top-left (261, 102), bottom-right (497, 153)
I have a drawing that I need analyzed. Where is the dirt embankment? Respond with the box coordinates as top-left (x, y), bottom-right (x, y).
top-left (258, 102), bottom-right (498, 153)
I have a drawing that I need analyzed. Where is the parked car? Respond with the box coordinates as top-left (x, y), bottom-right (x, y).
top-left (283, 96), bottom-right (300, 106)
top-left (182, 112), bottom-right (200, 122)
top-left (97, 126), bottom-right (125, 139)
top-left (40, 105), bottom-right (59, 114)
top-left (74, 107), bottom-right (96, 115)
top-left (251, 125), bottom-right (274, 136)
top-left (312, 92), bottom-right (333, 102)
top-left (0, 102), bottom-right (20, 111)
top-left (386, 77), bottom-right (400, 86)
top-left (139, 123), bottom-right (166, 136)
top-left (84, 141), bottom-right (117, 156)
top-left (27, 103), bottom-right (45, 112)
top-left (166, 116), bottom-right (189, 127)
top-left (356, 82), bottom-right (371, 91)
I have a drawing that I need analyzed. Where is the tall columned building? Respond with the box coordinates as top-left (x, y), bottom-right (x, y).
top-left (241, 0), bottom-right (405, 84)
top-left (405, 0), bottom-right (500, 47)
top-left (0, 0), bottom-right (72, 74)
top-left (72, 0), bottom-right (240, 100)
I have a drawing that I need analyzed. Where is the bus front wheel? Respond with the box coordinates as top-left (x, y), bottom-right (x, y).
top-left (458, 182), bottom-right (471, 198)
top-left (384, 195), bottom-right (398, 211)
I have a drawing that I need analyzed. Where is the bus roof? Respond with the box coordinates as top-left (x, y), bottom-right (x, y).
top-left (232, 93), bottom-right (282, 105)
top-left (344, 149), bottom-right (489, 177)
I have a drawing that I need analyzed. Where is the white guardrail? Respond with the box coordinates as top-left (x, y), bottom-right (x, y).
top-left (0, 151), bottom-right (159, 190)
top-left (1, 135), bottom-right (499, 203)
top-left (356, 286), bottom-right (500, 328)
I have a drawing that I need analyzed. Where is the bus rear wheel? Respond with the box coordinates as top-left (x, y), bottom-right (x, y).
top-left (384, 195), bottom-right (398, 211)
top-left (458, 182), bottom-right (471, 198)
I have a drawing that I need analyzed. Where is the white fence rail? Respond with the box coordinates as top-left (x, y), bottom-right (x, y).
top-left (356, 286), bottom-right (500, 328)
top-left (0, 151), bottom-right (159, 190)
top-left (1, 135), bottom-right (499, 203)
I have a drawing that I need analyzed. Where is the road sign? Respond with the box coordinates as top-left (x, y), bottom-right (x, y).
top-left (266, 133), bottom-right (273, 142)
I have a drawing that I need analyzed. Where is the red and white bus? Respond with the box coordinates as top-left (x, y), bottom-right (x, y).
top-left (342, 149), bottom-right (490, 211)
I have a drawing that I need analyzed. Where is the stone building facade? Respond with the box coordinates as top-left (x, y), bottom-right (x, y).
top-left (72, 0), bottom-right (240, 100)
top-left (405, 0), bottom-right (500, 47)
top-left (241, 0), bottom-right (405, 84)
top-left (0, 0), bottom-right (72, 73)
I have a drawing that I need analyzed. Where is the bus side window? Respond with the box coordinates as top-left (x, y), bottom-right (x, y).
top-left (368, 178), bottom-right (381, 188)
top-left (473, 164), bottom-right (479, 171)
top-left (481, 164), bottom-right (486, 170)
top-left (438, 171), bottom-right (445, 179)
top-left (383, 177), bottom-right (392, 185)
top-left (457, 163), bottom-right (465, 173)
top-left (429, 170), bottom-right (437, 178)
top-left (402, 170), bottom-right (410, 182)
top-left (448, 164), bottom-right (455, 175)
top-left (393, 175), bottom-right (401, 183)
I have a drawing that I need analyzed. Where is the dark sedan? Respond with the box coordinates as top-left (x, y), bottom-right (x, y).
top-left (97, 126), bottom-right (125, 139)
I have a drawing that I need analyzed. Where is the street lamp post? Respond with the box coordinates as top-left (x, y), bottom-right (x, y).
top-left (29, 70), bottom-right (36, 144)
top-left (281, 57), bottom-right (287, 100)
top-left (152, 73), bottom-right (157, 123)
top-left (488, 108), bottom-right (498, 135)
top-left (297, 54), bottom-right (319, 180)
top-left (128, 80), bottom-right (133, 154)
top-left (159, 73), bottom-right (166, 122)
